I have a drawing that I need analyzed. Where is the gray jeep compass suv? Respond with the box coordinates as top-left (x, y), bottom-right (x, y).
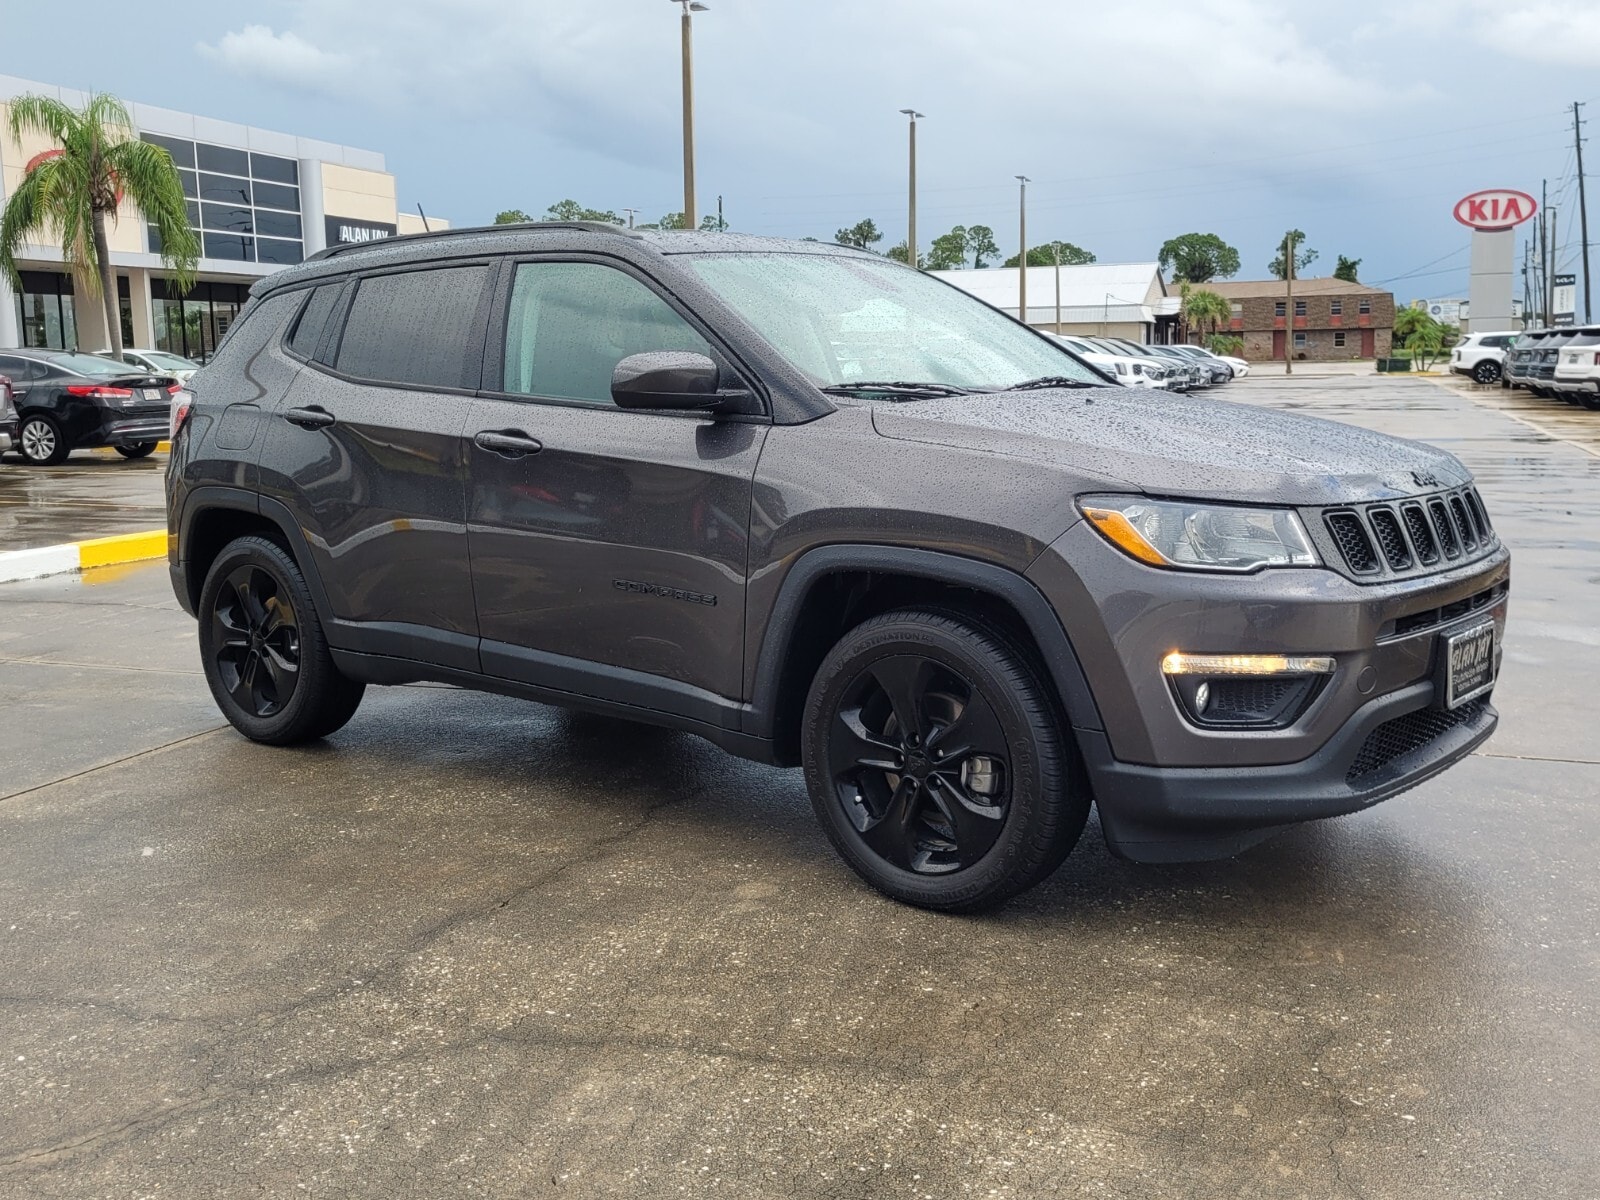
top-left (166, 224), bottom-right (1509, 911)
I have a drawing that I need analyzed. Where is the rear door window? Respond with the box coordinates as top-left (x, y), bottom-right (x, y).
top-left (335, 265), bottom-right (490, 390)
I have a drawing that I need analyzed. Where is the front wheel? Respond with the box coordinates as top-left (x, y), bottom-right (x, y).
top-left (1472, 360), bottom-right (1502, 385)
top-left (116, 441), bottom-right (158, 459)
top-left (801, 610), bottom-right (1088, 912)
top-left (198, 535), bottom-right (365, 745)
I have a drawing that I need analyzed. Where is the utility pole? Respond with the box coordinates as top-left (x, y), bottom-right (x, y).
top-left (1284, 230), bottom-right (1296, 376)
top-left (1539, 179), bottom-right (1548, 325)
top-left (1574, 101), bottom-right (1591, 323)
top-left (1016, 175), bottom-right (1029, 324)
top-left (900, 110), bottom-right (923, 269)
top-left (716, 194), bottom-right (725, 232)
top-left (1054, 241), bottom-right (1063, 333)
top-left (623, 208), bottom-right (638, 229)
top-left (672, 0), bottom-right (706, 230)
top-left (1549, 208), bottom-right (1559, 324)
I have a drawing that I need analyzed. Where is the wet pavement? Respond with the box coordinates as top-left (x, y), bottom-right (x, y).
top-left (0, 448), bottom-right (169, 552)
top-left (1, 375), bottom-right (1597, 1198)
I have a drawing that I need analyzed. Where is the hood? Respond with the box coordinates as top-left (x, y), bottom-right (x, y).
top-left (870, 387), bottom-right (1470, 506)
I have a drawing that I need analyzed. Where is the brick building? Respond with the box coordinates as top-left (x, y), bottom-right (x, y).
top-left (1197, 278), bottom-right (1395, 362)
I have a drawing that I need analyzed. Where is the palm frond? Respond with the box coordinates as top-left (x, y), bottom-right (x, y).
top-left (105, 139), bottom-right (198, 292)
top-left (6, 94), bottom-right (78, 146)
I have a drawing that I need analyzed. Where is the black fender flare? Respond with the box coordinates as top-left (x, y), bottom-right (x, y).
top-left (744, 545), bottom-right (1104, 740)
top-left (175, 486), bottom-right (335, 627)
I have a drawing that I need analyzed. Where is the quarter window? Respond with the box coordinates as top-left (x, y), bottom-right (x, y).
top-left (501, 262), bottom-right (711, 406)
top-left (287, 284), bottom-right (343, 360)
top-left (336, 266), bottom-right (489, 389)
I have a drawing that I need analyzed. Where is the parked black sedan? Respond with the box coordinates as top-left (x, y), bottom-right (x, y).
top-left (0, 349), bottom-right (177, 465)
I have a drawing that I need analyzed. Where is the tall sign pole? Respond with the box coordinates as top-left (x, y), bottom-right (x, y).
top-left (1574, 101), bottom-right (1591, 323)
top-left (675, 0), bottom-right (703, 230)
top-left (1284, 230), bottom-right (1295, 376)
top-left (1016, 175), bottom-right (1029, 323)
top-left (900, 110), bottom-right (923, 269)
top-left (1455, 189), bottom-right (1536, 332)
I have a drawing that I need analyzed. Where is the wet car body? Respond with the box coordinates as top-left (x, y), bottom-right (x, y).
top-left (167, 227), bottom-right (1507, 876)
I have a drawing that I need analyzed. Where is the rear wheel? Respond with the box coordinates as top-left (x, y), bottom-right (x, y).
top-left (1472, 360), bottom-right (1502, 385)
top-left (1579, 390), bottom-right (1600, 412)
top-left (801, 609), bottom-right (1088, 912)
top-left (18, 414), bottom-right (69, 465)
top-left (198, 536), bottom-right (365, 745)
top-left (115, 441), bottom-right (158, 459)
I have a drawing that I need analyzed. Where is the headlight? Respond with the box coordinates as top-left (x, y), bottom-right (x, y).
top-left (1079, 496), bottom-right (1320, 572)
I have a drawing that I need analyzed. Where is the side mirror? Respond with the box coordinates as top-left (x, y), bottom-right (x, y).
top-left (611, 351), bottom-right (753, 412)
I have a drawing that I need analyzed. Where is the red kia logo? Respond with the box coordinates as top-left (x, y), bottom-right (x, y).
top-left (1453, 189), bottom-right (1537, 232)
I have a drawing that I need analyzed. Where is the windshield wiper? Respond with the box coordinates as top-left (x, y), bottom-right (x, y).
top-left (819, 380), bottom-right (973, 399)
top-left (999, 376), bottom-right (1101, 392)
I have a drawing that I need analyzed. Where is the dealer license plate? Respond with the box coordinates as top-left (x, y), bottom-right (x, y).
top-left (1442, 620), bottom-right (1497, 709)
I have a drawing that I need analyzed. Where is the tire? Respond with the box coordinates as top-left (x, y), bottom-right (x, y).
top-left (801, 609), bottom-right (1089, 912)
top-left (197, 535), bottom-right (365, 745)
top-left (18, 414), bottom-right (69, 466)
top-left (115, 441), bottom-right (158, 459)
top-left (1580, 391), bottom-right (1600, 412)
top-left (1472, 360), bottom-right (1502, 385)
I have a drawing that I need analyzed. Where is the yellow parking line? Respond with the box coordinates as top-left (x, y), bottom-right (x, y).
top-left (76, 530), bottom-right (169, 570)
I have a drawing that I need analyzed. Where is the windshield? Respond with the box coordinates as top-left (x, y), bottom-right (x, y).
top-left (134, 351), bottom-right (197, 370)
top-left (47, 353), bottom-right (138, 377)
top-left (685, 252), bottom-right (1101, 390)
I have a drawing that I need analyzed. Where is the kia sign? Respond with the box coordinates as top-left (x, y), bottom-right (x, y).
top-left (1453, 189), bottom-right (1537, 232)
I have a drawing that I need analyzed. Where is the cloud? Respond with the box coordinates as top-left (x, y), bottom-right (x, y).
top-left (1437, 0), bottom-right (1600, 66)
top-left (198, 25), bottom-right (360, 97)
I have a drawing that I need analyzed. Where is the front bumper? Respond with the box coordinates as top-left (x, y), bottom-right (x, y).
top-left (1027, 520), bottom-right (1509, 862)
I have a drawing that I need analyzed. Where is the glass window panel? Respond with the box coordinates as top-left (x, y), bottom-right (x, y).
top-left (253, 209), bottom-right (302, 239)
top-left (288, 284), bottom-right (342, 359)
top-left (336, 266), bottom-right (489, 388)
top-left (202, 232), bottom-right (254, 261)
top-left (187, 200), bottom-right (201, 226)
top-left (255, 237), bottom-right (304, 266)
top-left (178, 169), bottom-right (198, 199)
top-left (141, 133), bottom-right (195, 168)
top-left (147, 225), bottom-right (162, 254)
top-left (196, 143), bottom-right (249, 176)
top-left (250, 153), bottom-right (298, 185)
top-left (201, 203), bottom-right (253, 234)
top-left (503, 262), bottom-right (711, 404)
top-left (199, 173), bottom-right (250, 205)
top-left (251, 181), bottom-right (300, 212)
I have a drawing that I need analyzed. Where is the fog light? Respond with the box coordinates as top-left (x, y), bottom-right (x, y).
top-left (1161, 652), bottom-right (1336, 676)
top-left (1193, 681), bottom-right (1211, 713)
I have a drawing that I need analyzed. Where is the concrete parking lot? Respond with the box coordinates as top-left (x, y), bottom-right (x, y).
top-left (1, 374), bottom-right (1596, 1198)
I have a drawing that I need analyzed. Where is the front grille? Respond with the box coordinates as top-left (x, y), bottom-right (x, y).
top-left (1320, 487), bottom-right (1496, 581)
top-left (1401, 503), bottom-right (1440, 565)
top-left (1209, 677), bottom-right (1295, 719)
top-left (1368, 508), bottom-right (1412, 570)
top-left (1386, 580), bottom-right (1508, 640)
top-left (1325, 512), bottom-right (1379, 573)
top-left (1346, 699), bottom-right (1488, 784)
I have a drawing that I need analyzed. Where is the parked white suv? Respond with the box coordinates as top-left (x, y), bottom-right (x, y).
top-left (1049, 334), bottom-right (1169, 388)
top-left (1449, 331), bottom-right (1517, 385)
top-left (1551, 326), bottom-right (1600, 410)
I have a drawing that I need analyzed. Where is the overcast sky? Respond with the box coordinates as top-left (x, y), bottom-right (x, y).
top-left (7, 0), bottom-right (1597, 298)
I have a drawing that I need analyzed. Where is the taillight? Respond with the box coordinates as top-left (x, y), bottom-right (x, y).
top-left (167, 382), bottom-right (183, 395)
top-left (1593, 352), bottom-right (1600, 366)
top-left (170, 388), bottom-right (194, 439)
top-left (65, 384), bottom-right (134, 399)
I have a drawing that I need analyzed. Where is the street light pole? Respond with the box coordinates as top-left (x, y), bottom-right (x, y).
top-left (1054, 241), bottom-right (1062, 333)
top-left (1284, 230), bottom-right (1296, 377)
top-left (1016, 175), bottom-right (1029, 324)
top-left (623, 208), bottom-right (638, 229)
top-left (672, 0), bottom-right (708, 229)
top-left (900, 110), bottom-right (923, 269)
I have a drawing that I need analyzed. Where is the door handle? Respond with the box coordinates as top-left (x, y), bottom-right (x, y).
top-left (473, 429), bottom-right (543, 458)
top-left (283, 406), bottom-right (336, 429)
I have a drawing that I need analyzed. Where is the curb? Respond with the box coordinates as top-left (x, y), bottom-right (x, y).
top-left (0, 529), bottom-right (167, 584)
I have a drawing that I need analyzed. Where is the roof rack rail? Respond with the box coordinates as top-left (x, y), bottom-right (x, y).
top-left (307, 219), bottom-right (639, 262)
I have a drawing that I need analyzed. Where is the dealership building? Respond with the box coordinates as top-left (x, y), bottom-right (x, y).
top-left (931, 262), bottom-right (1179, 341)
top-left (1, 74), bottom-right (447, 359)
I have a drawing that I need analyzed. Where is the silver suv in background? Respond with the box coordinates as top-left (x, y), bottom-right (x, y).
top-left (1551, 326), bottom-right (1600, 410)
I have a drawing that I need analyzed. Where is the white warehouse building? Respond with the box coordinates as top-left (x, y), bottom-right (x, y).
top-left (930, 261), bottom-right (1178, 341)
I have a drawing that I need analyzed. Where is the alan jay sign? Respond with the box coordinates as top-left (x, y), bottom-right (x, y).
top-left (1453, 189), bottom-right (1537, 232)
top-left (325, 217), bottom-right (399, 246)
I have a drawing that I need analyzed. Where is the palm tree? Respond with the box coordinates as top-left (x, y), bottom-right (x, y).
top-left (1180, 286), bottom-right (1232, 346)
top-left (1, 92), bottom-right (198, 357)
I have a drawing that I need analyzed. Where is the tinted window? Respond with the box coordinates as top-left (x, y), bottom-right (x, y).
top-left (287, 285), bottom-right (343, 360)
top-left (250, 153), bottom-right (298, 185)
top-left (254, 210), bottom-right (302, 239)
top-left (203, 232), bottom-right (253, 261)
top-left (336, 266), bottom-right (488, 389)
top-left (199, 174), bottom-right (250, 205)
top-left (201, 203), bottom-right (252, 234)
top-left (206, 291), bottom-right (300, 372)
top-left (142, 133), bottom-right (195, 169)
top-left (48, 353), bottom-right (135, 377)
top-left (257, 238), bottom-right (304, 266)
top-left (252, 181), bottom-right (299, 212)
top-left (197, 143), bottom-right (250, 176)
top-left (502, 262), bottom-right (711, 405)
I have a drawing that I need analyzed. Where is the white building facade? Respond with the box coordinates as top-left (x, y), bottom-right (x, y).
top-left (1, 74), bottom-right (446, 358)
top-left (930, 261), bottom-right (1176, 341)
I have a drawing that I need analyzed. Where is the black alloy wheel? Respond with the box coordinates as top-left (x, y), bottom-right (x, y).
top-left (1580, 390), bottom-right (1600, 411)
top-left (802, 610), bottom-right (1088, 912)
top-left (1472, 360), bottom-right (1502, 385)
top-left (198, 536), bottom-right (365, 744)
top-left (116, 441), bottom-right (158, 459)
top-left (19, 414), bottom-right (69, 465)
top-left (212, 564), bottom-right (302, 718)
top-left (827, 653), bottom-right (1012, 875)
